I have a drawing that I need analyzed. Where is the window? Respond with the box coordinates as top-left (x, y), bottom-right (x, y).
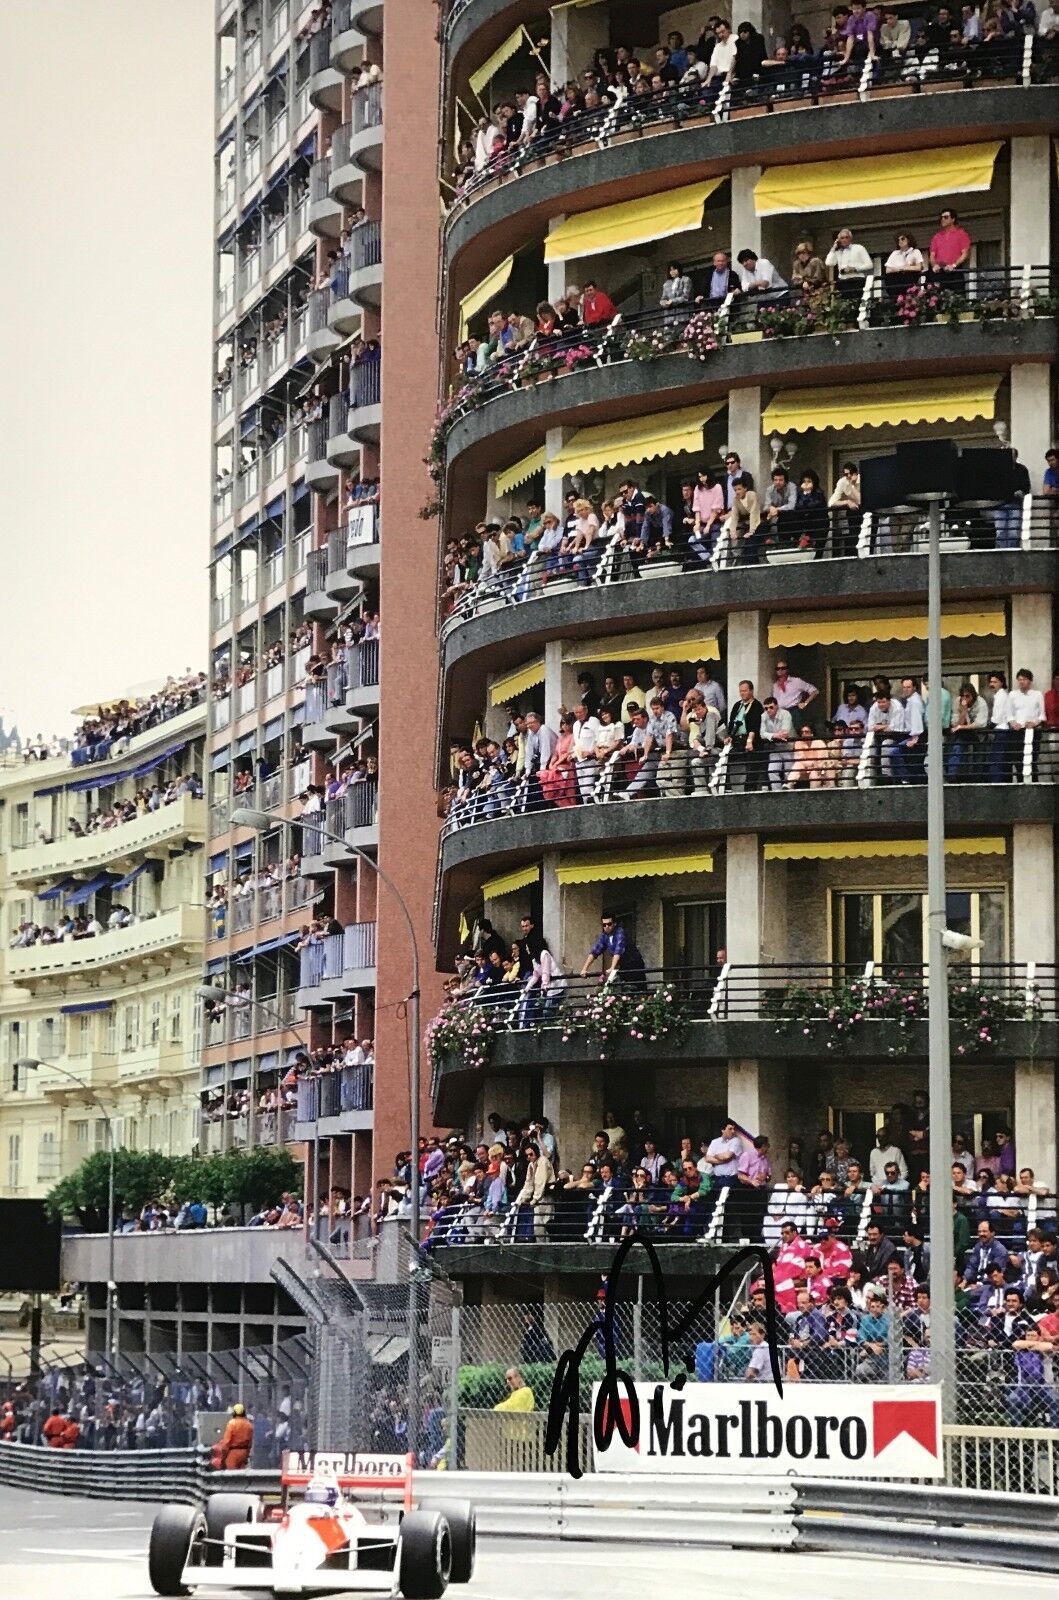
top-left (13, 803), bottom-right (29, 848)
top-left (168, 992), bottom-right (184, 1045)
top-left (167, 1109), bottom-right (182, 1153)
top-left (834, 889), bottom-right (1006, 970)
top-left (37, 1130), bottom-right (58, 1183)
top-left (6, 1134), bottom-right (21, 1190)
top-left (148, 999), bottom-right (162, 1047)
top-left (36, 1016), bottom-right (59, 1061)
top-left (103, 1008), bottom-right (117, 1055)
top-left (126, 1117), bottom-right (138, 1151)
top-left (662, 900), bottom-right (727, 972)
top-left (68, 1013), bottom-right (92, 1057)
top-left (122, 1003), bottom-right (142, 1053)
top-left (72, 1120), bottom-right (89, 1147)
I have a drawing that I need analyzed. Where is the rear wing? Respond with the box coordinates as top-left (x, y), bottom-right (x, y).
top-left (281, 1451), bottom-right (415, 1510)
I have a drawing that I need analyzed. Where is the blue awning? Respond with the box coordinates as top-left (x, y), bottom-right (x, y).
top-left (218, 222), bottom-right (237, 250)
top-left (234, 931), bottom-right (299, 962)
top-left (130, 740), bottom-right (188, 780)
top-left (264, 495), bottom-right (285, 520)
top-left (265, 167), bottom-right (290, 196)
top-left (209, 748), bottom-right (230, 773)
top-left (205, 955), bottom-right (228, 977)
top-left (293, 481), bottom-right (310, 502)
top-left (236, 733), bottom-right (256, 756)
top-left (208, 851), bottom-right (228, 873)
top-left (230, 1058), bottom-right (251, 1083)
top-left (33, 784), bottom-right (64, 798)
top-left (213, 533), bottom-right (235, 562)
top-left (65, 872), bottom-right (115, 906)
top-left (205, 1064), bottom-right (226, 1085)
top-left (258, 1051), bottom-right (279, 1075)
top-left (234, 840), bottom-right (254, 864)
top-left (240, 411), bottom-right (260, 439)
top-left (290, 702), bottom-right (304, 721)
top-left (110, 861), bottom-right (151, 892)
top-left (38, 878), bottom-right (75, 902)
top-left (297, 133), bottom-right (316, 159)
top-left (60, 1000), bottom-right (113, 1015)
top-left (263, 718), bottom-right (283, 742)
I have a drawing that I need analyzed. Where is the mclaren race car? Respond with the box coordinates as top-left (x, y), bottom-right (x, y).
top-left (147, 1451), bottom-right (475, 1599)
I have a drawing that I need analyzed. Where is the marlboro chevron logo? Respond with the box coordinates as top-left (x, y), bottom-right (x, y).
top-left (593, 1384), bottom-right (942, 1477)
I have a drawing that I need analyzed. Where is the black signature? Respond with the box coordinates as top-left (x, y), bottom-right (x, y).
top-left (544, 1231), bottom-right (783, 1479)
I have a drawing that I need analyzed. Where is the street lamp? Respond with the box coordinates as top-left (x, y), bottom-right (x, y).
top-left (229, 803), bottom-right (425, 1457)
top-left (14, 1057), bottom-right (116, 1365)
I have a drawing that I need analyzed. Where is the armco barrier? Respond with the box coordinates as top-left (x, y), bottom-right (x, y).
top-left (0, 1442), bottom-right (212, 1504)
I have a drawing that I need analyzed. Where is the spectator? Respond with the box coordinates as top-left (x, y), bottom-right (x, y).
top-left (855, 1288), bottom-right (891, 1379)
top-left (825, 226), bottom-right (874, 295)
top-left (493, 1368), bottom-right (535, 1412)
top-left (929, 207), bottom-right (972, 291)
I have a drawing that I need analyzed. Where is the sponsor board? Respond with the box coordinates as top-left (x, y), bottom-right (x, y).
top-left (592, 1382), bottom-right (943, 1477)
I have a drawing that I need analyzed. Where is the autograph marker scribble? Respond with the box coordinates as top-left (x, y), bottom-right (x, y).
top-left (544, 1232), bottom-right (784, 1479)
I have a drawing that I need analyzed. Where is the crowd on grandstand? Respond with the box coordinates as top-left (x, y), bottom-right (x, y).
top-left (69, 673), bottom-right (206, 765)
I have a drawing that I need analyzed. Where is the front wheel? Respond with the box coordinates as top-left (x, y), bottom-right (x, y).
top-left (148, 1504), bottom-right (205, 1597)
top-left (430, 1501), bottom-right (476, 1583)
top-left (398, 1510), bottom-right (452, 1599)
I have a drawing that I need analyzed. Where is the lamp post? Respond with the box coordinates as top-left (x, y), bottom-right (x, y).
top-left (14, 1057), bottom-right (116, 1365)
top-left (229, 804), bottom-right (424, 1457)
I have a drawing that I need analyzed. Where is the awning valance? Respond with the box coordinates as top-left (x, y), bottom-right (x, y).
top-left (64, 871), bottom-right (116, 906)
top-left (489, 657), bottom-right (546, 706)
top-left (557, 849), bottom-right (714, 885)
top-left (567, 630), bottom-right (720, 666)
top-left (547, 401), bottom-right (723, 479)
top-left (458, 255), bottom-right (514, 341)
top-left (110, 861), bottom-right (151, 893)
top-left (543, 178), bottom-right (726, 264)
top-left (761, 375), bottom-right (1002, 436)
top-left (765, 838), bottom-right (1005, 862)
top-left (469, 26), bottom-right (525, 98)
top-left (482, 865), bottom-right (540, 901)
top-left (767, 605), bottom-right (1005, 649)
top-left (754, 141), bottom-right (1002, 216)
top-left (60, 1000), bottom-right (114, 1015)
top-left (495, 445), bottom-right (546, 500)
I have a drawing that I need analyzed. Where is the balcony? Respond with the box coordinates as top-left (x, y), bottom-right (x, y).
top-left (344, 359), bottom-right (381, 444)
top-left (326, 393), bottom-right (361, 466)
top-left (308, 155), bottom-right (342, 237)
top-left (8, 905), bottom-right (203, 991)
top-left (61, 1226), bottom-right (319, 1289)
top-left (300, 784), bottom-right (378, 869)
top-left (346, 0), bottom-right (383, 39)
top-left (325, 505), bottom-right (380, 593)
top-left (235, 677), bottom-right (258, 718)
top-left (302, 680), bottom-right (333, 750)
top-left (328, 121), bottom-right (361, 203)
top-left (347, 81), bottom-right (383, 172)
top-left (305, 415), bottom-right (340, 494)
top-left (342, 218), bottom-right (382, 312)
top-left (304, 545), bottom-right (339, 622)
top-left (10, 796), bottom-right (207, 889)
top-left (305, 284), bottom-right (342, 360)
top-left (264, 105), bottom-right (289, 165)
top-left (307, 27), bottom-right (344, 111)
top-left (294, 1062), bottom-right (374, 1137)
top-left (330, 0), bottom-right (364, 70)
top-left (325, 526), bottom-right (360, 602)
top-left (327, 260), bottom-right (361, 337)
top-left (323, 638), bottom-right (379, 729)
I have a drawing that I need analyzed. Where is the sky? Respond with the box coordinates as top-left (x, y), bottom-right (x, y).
top-left (0, 1), bottom-right (215, 741)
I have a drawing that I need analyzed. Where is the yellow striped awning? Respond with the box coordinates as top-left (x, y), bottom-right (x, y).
top-left (767, 606), bottom-right (1005, 649)
top-left (754, 141), bottom-right (1003, 216)
top-left (482, 865), bottom-right (540, 900)
top-left (567, 630), bottom-right (720, 665)
top-left (489, 657), bottom-right (546, 706)
top-left (544, 178), bottom-right (726, 264)
top-left (458, 254), bottom-right (514, 341)
top-left (495, 445), bottom-right (546, 500)
top-left (761, 375), bottom-right (1002, 436)
top-left (558, 849), bottom-right (714, 885)
top-left (469, 26), bottom-right (526, 99)
top-left (765, 838), bottom-right (1005, 862)
top-left (547, 402), bottom-right (723, 478)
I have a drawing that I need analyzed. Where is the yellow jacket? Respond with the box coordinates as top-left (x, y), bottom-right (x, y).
top-left (493, 1384), bottom-right (535, 1413)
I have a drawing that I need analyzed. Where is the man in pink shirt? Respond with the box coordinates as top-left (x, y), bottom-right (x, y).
top-left (735, 1135), bottom-right (773, 1240)
top-left (929, 207), bottom-right (972, 293)
top-left (812, 1217), bottom-right (854, 1297)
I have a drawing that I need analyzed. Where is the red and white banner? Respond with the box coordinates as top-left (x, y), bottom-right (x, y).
top-left (592, 1383), bottom-right (943, 1477)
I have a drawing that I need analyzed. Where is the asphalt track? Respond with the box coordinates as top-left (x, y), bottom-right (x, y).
top-left (0, 1485), bottom-right (1049, 1600)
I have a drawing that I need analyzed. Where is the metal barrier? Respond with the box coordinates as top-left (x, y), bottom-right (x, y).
top-left (0, 1441), bottom-right (211, 1504)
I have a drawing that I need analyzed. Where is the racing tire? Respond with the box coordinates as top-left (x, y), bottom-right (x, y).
top-left (430, 1501), bottom-right (476, 1583)
top-left (148, 1504), bottom-right (205, 1597)
top-left (398, 1510), bottom-right (452, 1599)
top-left (203, 1493), bottom-right (261, 1566)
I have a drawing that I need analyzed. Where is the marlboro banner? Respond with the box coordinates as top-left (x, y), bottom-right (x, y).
top-left (592, 1383), bottom-right (943, 1478)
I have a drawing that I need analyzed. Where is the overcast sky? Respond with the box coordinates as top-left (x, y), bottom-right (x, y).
top-left (0, 1), bottom-right (214, 740)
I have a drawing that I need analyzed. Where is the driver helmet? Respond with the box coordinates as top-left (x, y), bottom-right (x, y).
top-left (305, 1482), bottom-right (339, 1508)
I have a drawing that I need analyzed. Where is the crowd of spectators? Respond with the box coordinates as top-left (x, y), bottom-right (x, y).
top-left (443, 658), bottom-right (1056, 824)
top-left (71, 673), bottom-right (206, 766)
top-left (453, 5), bottom-right (1056, 201)
top-left (212, 626), bottom-right (313, 701)
top-left (60, 771), bottom-right (204, 843)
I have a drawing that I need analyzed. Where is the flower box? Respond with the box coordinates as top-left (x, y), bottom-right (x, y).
top-left (730, 330), bottom-right (763, 344)
top-left (766, 547), bottom-right (815, 564)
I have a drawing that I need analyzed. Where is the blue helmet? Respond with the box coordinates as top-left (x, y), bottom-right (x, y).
top-left (305, 1483), bottom-right (339, 1508)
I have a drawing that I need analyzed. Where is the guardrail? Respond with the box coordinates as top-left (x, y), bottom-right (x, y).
top-left (0, 1441), bottom-right (211, 1504)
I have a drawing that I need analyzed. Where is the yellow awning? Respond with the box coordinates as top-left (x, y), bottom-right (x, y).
top-left (761, 375), bottom-right (1002, 436)
top-left (469, 26), bottom-right (526, 99)
top-left (754, 141), bottom-right (1003, 216)
top-left (458, 912), bottom-right (470, 946)
top-left (568, 630), bottom-right (720, 665)
top-left (495, 445), bottom-right (546, 500)
top-left (765, 838), bottom-right (1005, 862)
top-left (489, 657), bottom-right (545, 706)
top-left (558, 849), bottom-right (714, 885)
top-left (544, 178), bottom-right (725, 264)
top-left (767, 606), bottom-right (1006, 649)
top-left (482, 865), bottom-right (540, 900)
top-left (458, 255), bottom-right (514, 341)
top-left (547, 402), bottom-right (723, 478)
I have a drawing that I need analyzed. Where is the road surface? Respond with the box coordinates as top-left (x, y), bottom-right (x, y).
top-left (0, 1485), bottom-right (1048, 1600)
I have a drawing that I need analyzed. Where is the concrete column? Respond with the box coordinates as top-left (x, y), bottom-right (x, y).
top-left (725, 608), bottom-right (770, 705)
top-left (1014, 1061), bottom-right (1057, 1193)
top-left (546, 215), bottom-right (567, 307)
top-left (544, 426), bottom-right (568, 517)
top-left (724, 385), bottom-right (767, 491)
top-left (730, 166), bottom-right (761, 260)
top-left (1011, 822), bottom-right (1055, 967)
top-left (727, 1058), bottom-right (790, 1157)
top-left (761, 856), bottom-right (788, 965)
top-left (1009, 136), bottom-right (1051, 268)
top-left (544, 639), bottom-right (565, 727)
top-left (1009, 592), bottom-right (1054, 693)
top-left (725, 833), bottom-right (762, 964)
top-left (550, 2), bottom-right (606, 82)
top-left (541, 849), bottom-right (561, 959)
top-left (1009, 366), bottom-right (1055, 495)
top-left (543, 1063), bottom-right (604, 1175)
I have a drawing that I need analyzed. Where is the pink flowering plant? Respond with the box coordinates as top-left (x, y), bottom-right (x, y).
top-left (560, 342), bottom-right (596, 372)
top-left (427, 1001), bottom-right (502, 1076)
top-left (764, 974), bottom-right (1038, 1057)
top-left (563, 983), bottom-right (689, 1058)
top-left (681, 310), bottom-right (719, 362)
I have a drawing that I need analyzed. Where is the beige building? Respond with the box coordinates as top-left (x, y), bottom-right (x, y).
top-left (0, 700), bottom-right (207, 1197)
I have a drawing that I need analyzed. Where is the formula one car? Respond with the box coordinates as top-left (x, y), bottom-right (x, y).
top-left (147, 1451), bottom-right (475, 1599)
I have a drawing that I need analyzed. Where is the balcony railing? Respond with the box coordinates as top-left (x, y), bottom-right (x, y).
top-left (307, 416), bottom-right (328, 466)
top-left (351, 81), bottom-right (382, 133)
top-left (242, 33), bottom-right (262, 76)
top-left (236, 571), bottom-right (256, 611)
top-left (439, 266), bottom-right (1059, 441)
top-left (299, 931), bottom-right (344, 988)
top-left (214, 480), bottom-right (234, 521)
top-left (296, 1063), bottom-right (374, 1121)
top-left (217, 279), bottom-right (235, 319)
top-left (264, 661), bottom-right (284, 700)
top-left (217, 173), bottom-right (236, 213)
top-left (448, 38), bottom-right (1059, 219)
top-left (347, 637), bottom-right (379, 689)
top-left (241, 248), bottom-right (261, 292)
top-left (329, 391), bottom-right (351, 437)
top-left (443, 499), bottom-right (1059, 630)
top-left (349, 358), bottom-right (380, 410)
top-left (262, 771), bottom-right (284, 809)
top-left (213, 693), bottom-right (231, 730)
top-left (212, 590), bottom-right (232, 629)
top-left (309, 155), bottom-right (331, 203)
top-left (305, 680), bottom-right (328, 723)
top-left (344, 920), bottom-right (377, 969)
top-left (7, 906), bottom-right (201, 984)
top-left (332, 0), bottom-right (353, 31)
top-left (347, 217), bottom-right (381, 272)
top-left (442, 727), bottom-right (1059, 836)
top-left (218, 68), bottom-right (236, 114)
top-left (307, 284), bottom-right (331, 338)
top-left (232, 893), bottom-right (255, 933)
top-left (327, 525), bottom-right (348, 578)
top-left (237, 678), bottom-right (257, 716)
top-left (263, 216), bottom-right (289, 270)
top-left (331, 120), bottom-right (353, 170)
top-left (267, 0), bottom-right (290, 48)
top-left (265, 107), bottom-right (289, 159)
top-left (326, 657), bottom-right (348, 706)
top-left (308, 28), bottom-right (331, 76)
top-left (243, 140), bottom-right (262, 187)
top-left (307, 546), bottom-right (328, 594)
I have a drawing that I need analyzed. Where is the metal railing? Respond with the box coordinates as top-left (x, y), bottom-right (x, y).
top-left (344, 919), bottom-right (377, 969)
top-left (296, 1062), bottom-right (374, 1120)
top-left (307, 416), bottom-right (328, 465)
top-left (332, 0), bottom-right (353, 31)
top-left (347, 217), bottom-right (381, 271)
top-left (299, 931), bottom-right (344, 988)
top-left (329, 390), bottom-right (351, 437)
top-left (349, 358), bottom-right (380, 410)
top-left (306, 546), bottom-right (328, 595)
top-left (305, 680), bottom-right (327, 723)
top-left (309, 155), bottom-right (331, 203)
top-left (441, 726), bottom-right (1059, 835)
top-left (351, 80), bottom-right (383, 133)
top-left (348, 637), bottom-right (379, 689)
top-left (326, 656), bottom-right (348, 705)
top-left (308, 27), bottom-right (331, 76)
top-left (442, 499), bottom-right (1059, 631)
top-left (327, 525), bottom-right (348, 577)
top-left (331, 120), bottom-right (353, 170)
top-left (448, 37), bottom-right (1059, 219)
